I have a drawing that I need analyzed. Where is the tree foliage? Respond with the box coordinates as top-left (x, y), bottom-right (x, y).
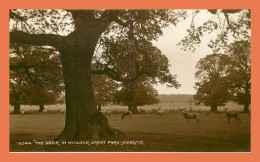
top-left (90, 10), bottom-right (185, 87)
top-left (178, 9), bottom-right (251, 53)
top-left (114, 78), bottom-right (160, 108)
top-left (194, 54), bottom-right (232, 112)
top-left (191, 10), bottom-right (251, 113)
top-left (226, 40), bottom-right (251, 112)
top-left (10, 43), bottom-right (64, 112)
top-left (10, 64), bottom-right (28, 113)
top-left (194, 40), bottom-right (251, 113)
top-left (92, 74), bottom-right (119, 108)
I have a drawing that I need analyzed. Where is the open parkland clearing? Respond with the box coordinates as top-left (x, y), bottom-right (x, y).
top-left (9, 105), bottom-right (250, 152)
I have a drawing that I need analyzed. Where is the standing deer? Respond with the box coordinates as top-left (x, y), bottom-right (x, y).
top-left (42, 108), bottom-right (47, 115)
top-left (224, 108), bottom-right (241, 123)
top-left (177, 108), bottom-right (199, 124)
top-left (56, 109), bottom-right (65, 116)
top-left (122, 111), bottom-right (132, 120)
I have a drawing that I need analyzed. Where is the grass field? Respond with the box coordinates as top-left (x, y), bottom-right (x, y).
top-left (10, 108), bottom-right (251, 152)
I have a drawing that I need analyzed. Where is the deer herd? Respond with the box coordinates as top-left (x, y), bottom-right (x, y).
top-left (18, 106), bottom-right (242, 124)
top-left (176, 107), bottom-right (241, 124)
top-left (98, 106), bottom-right (242, 124)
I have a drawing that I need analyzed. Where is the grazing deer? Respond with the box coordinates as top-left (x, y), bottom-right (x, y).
top-left (224, 108), bottom-right (241, 123)
top-left (151, 109), bottom-right (157, 114)
top-left (152, 107), bottom-right (166, 117)
top-left (122, 111), bottom-right (132, 120)
top-left (56, 109), bottom-right (65, 116)
top-left (178, 108), bottom-right (199, 124)
top-left (156, 109), bottom-right (166, 117)
top-left (139, 109), bottom-right (145, 113)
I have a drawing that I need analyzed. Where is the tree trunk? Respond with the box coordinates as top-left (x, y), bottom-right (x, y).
top-left (39, 104), bottom-right (45, 112)
top-left (243, 104), bottom-right (250, 113)
top-left (13, 104), bottom-right (21, 114)
top-left (127, 83), bottom-right (136, 113)
top-left (132, 105), bottom-right (138, 114)
top-left (56, 70), bottom-right (97, 140)
top-left (55, 48), bottom-right (122, 141)
top-left (210, 105), bottom-right (218, 112)
top-left (97, 104), bottom-right (102, 111)
top-left (128, 105), bottom-right (133, 111)
top-left (243, 82), bottom-right (250, 113)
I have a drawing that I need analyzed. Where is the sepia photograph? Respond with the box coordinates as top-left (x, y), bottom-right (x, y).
top-left (9, 9), bottom-right (251, 152)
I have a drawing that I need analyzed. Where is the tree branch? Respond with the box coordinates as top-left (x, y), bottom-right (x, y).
top-left (99, 10), bottom-right (130, 27)
top-left (91, 68), bottom-right (125, 82)
top-left (10, 10), bottom-right (33, 32)
top-left (114, 18), bottom-right (130, 27)
top-left (10, 63), bottom-right (38, 84)
top-left (91, 66), bottom-right (149, 83)
top-left (208, 9), bottom-right (244, 39)
top-left (10, 31), bottom-right (63, 48)
top-left (222, 9), bottom-right (243, 14)
top-left (208, 9), bottom-right (243, 15)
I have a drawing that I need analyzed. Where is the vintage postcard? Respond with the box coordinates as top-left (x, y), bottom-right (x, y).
top-left (1, 0), bottom-right (260, 162)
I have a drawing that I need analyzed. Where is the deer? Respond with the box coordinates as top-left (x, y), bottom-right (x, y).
top-left (56, 109), bottom-right (65, 116)
top-left (177, 108), bottom-right (199, 124)
top-left (139, 109), bottom-right (146, 113)
top-left (156, 109), bottom-right (166, 117)
top-left (224, 108), bottom-right (241, 123)
top-left (152, 107), bottom-right (166, 117)
top-left (121, 111), bottom-right (132, 120)
top-left (100, 110), bottom-right (112, 117)
top-left (42, 108), bottom-right (47, 115)
top-left (19, 110), bottom-right (25, 116)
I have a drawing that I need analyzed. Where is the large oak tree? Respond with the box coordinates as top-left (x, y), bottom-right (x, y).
top-left (194, 54), bottom-right (231, 112)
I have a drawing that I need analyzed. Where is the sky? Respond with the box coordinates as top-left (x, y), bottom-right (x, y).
top-left (153, 10), bottom-right (218, 94)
